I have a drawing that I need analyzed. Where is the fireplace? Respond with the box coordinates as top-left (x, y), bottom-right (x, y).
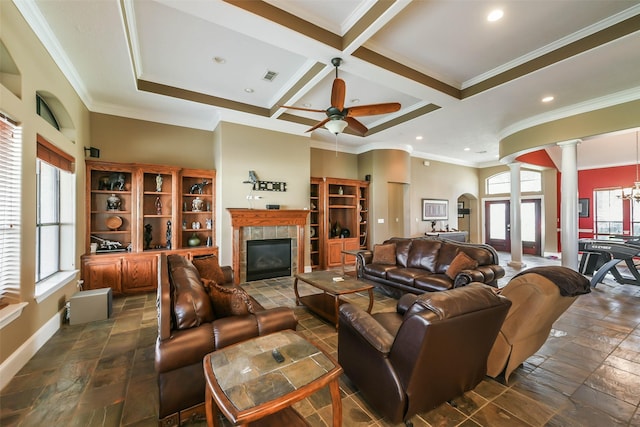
top-left (227, 209), bottom-right (309, 284)
top-left (246, 238), bottom-right (292, 281)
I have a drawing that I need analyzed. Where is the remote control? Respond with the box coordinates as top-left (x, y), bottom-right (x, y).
top-left (272, 348), bottom-right (285, 363)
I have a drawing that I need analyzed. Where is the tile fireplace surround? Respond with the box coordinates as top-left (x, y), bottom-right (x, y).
top-left (227, 209), bottom-right (309, 284)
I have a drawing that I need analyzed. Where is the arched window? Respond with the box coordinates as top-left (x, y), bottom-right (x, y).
top-left (36, 93), bottom-right (59, 130)
top-left (487, 170), bottom-right (542, 195)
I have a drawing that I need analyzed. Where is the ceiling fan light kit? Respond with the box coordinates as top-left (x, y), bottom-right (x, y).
top-left (325, 119), bottom-right (348, 134)
top-left (281, 57), bottom-right (401, 136)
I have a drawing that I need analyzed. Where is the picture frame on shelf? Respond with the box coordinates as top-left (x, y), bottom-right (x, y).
top-left (458, 202), bottom-right (464, 218)
top-left (422, 199), bottom-right (448, 221)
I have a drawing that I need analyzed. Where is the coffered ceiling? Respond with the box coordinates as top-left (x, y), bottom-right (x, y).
top-left (15, 0), bottom-right (640, 167)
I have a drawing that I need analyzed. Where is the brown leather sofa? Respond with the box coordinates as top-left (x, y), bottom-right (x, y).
top-left (356, 237), bottom-right (504, 294)
top-left (338, 283), bottom-right (511, 426)
top-left (487, 266), bottom-right (590, 382)
top-left (155, 254), bottom-right (298, 426)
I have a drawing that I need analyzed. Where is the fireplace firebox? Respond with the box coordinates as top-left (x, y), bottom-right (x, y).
top-left (246, 238), bottom-right (292, 281)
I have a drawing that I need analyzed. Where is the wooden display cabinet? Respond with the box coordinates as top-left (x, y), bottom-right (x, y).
top-left (86, 162), bottom-right (136, 252)
top-left (180, 169), bottom-right (216, 250)
top-left (83, 161), bottom-right (217, 295)
top-left (309, 178), bottom-right (323, 270)
top-left (138, 166), bottom-right (179, 251)
top-left (311, 177), bottom-right (369, 269)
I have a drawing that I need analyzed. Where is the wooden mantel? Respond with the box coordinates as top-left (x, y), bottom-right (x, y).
top-left (227, 208), bottom-right (309, 284)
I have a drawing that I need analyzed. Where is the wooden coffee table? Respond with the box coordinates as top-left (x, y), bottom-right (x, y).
top-left (294, 271), bottom-right (374, 329)
top-left (203, 330), bottom-right (343, 426)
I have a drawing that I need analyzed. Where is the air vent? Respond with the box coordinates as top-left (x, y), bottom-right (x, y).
top-left (262, 70), bottom-right (278, 82)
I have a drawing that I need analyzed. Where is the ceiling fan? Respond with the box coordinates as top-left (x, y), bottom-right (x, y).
top-left (281, 58), bottom-right (401, 136)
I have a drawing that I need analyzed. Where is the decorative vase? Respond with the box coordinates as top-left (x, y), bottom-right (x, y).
top-left (332, 221), bottom-right (342, 237)
top-left (106, 193), bottom-right (121, 210)
top-left (188, 233), bottom-right (201, 247)
top-left (155, 196), bottom-right (162, 215)
top-left (155, 174), bottom-right (163, 192)
top-left (338, 186), bottom-right (344, 195)
top-left (192, 197), bottom-right (203, 212)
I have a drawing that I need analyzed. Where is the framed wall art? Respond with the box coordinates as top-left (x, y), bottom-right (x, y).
top-left (422, 199), bottom-right (448, 221)
top-left (578, 198), bottom-right (589, 218)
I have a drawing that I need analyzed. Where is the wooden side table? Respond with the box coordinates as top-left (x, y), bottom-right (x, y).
top-left (203, 330), bottom-right (343, 426)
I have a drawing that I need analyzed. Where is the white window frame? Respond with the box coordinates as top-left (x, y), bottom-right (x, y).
top-left (34, 139), bottom-right (77, 302)
top-left (486, 170), bottom-right (542, 195)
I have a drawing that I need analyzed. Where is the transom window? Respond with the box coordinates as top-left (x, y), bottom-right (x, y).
top-left (486, 170), bottom-right (542, 194)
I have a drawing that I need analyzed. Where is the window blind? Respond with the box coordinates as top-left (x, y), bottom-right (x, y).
top-left (36, 134), bottom-right (74, 173)
top-left (0, 115), bottom-right (22, 308)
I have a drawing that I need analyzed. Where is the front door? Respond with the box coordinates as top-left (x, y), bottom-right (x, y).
top-left (485, 199), bottom-right (542, 255)
top-left (486, 201), bottom-right (510, 252)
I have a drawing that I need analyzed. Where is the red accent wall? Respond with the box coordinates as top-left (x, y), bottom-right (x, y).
top-left (516, 150), bottom-right (557, 169)
top-left (571, 165), bottom-right (635, 240)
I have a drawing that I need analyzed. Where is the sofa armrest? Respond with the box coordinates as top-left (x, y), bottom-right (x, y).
top-left (339, 304), bottom-right (394, 354)
top-left (221, 265), bottom-right (234, 284)
top-left (255, 307), bottom-right (298, 335)
top-left (454, 264), bottom-right (505, 288)
top-left (356, 250), bottom-right (373, 278)
top-left (157, 254), bottom-right (172, 340)
top-left (155, 324), bottom-right (215, 373)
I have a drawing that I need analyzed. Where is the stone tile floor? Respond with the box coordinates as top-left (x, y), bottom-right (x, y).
top-left (1, 253), bottom-right (639, 426)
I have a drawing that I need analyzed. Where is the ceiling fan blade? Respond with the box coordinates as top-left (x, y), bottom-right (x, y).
top-left (280, 105), bottom-right (326, 113)
top-left (306, 118), bottom-right (330, 133)
top-left (347, 102), bottom-right (401, 117)
top-left (345, 117), bottom-right (368, 136)
top-left (331, 78), bottom-right (346, 111)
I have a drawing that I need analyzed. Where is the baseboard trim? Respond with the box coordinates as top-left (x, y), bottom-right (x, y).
top-left (0, 309), bottom-right (63, 390)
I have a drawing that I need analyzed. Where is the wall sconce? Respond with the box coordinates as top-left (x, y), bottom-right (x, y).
top-left (84, 147), bottom-right (100, 158)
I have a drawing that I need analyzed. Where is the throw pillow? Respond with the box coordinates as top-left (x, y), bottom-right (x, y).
top-left (445, 251), bottom-right (479, 280)
top-left (202, 278), bottom-right (255, 317)
top-left (372, 243), bottom-right (396, 265)
top-left (192, 255), bottom-right (226, 285)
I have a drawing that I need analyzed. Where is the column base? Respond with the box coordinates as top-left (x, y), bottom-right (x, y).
top-left (507, 260), bottom-right (527, 269)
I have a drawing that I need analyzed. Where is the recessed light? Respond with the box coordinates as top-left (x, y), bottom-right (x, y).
top-left (350, 99), bottom-right (360, 104)
top-left (213, 57), bottom-right (226, 64)
top-left (244, 88), bottom-right (254, 93)
top-left (416, 136), bottom-right (423, 140)
top-left (464, 147), bottom-right (471, 151)
top-left (303, 103), bottom-right (312, 108)
top-left (487, 9), bottom-right (504, 22)
top-left (542, 96), bottom-right (554, 103)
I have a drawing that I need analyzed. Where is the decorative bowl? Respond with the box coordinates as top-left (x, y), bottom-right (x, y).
top-left (106, 215), bottom-right (123, 230)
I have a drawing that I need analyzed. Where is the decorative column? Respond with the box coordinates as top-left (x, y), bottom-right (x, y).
top-left (508, 162), bottom-right (526, 269)
top-left (559, 140), bottom-right (580, 270)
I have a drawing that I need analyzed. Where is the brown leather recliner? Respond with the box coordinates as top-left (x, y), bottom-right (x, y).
top-left (338, 283), bottom-right (511, 426)
top-left (487, 266), bottom-right (590, 382)
top-left (155, 254), bottom-right (298, 426)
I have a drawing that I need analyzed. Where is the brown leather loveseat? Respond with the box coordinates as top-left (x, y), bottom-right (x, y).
top-left (155, 254), bottom-right (298, 426)
top-left (338, 283), bottom-right (512, 426)
top-left (357, 237), bottom-right (504, 295)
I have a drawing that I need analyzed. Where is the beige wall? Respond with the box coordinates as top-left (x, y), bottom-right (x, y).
top-left (0, 1), bottom-right (90, 366)
top-left (216, 122), bottom-right (311, 267)
top-left (90, 113), bottom-right (214, 168)
top-left (410, 157), bottom-right (480, 241)
top-left (310, 147), bottom-right (359, 179)
top-left (500, 99), bottom-right (640, 161)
